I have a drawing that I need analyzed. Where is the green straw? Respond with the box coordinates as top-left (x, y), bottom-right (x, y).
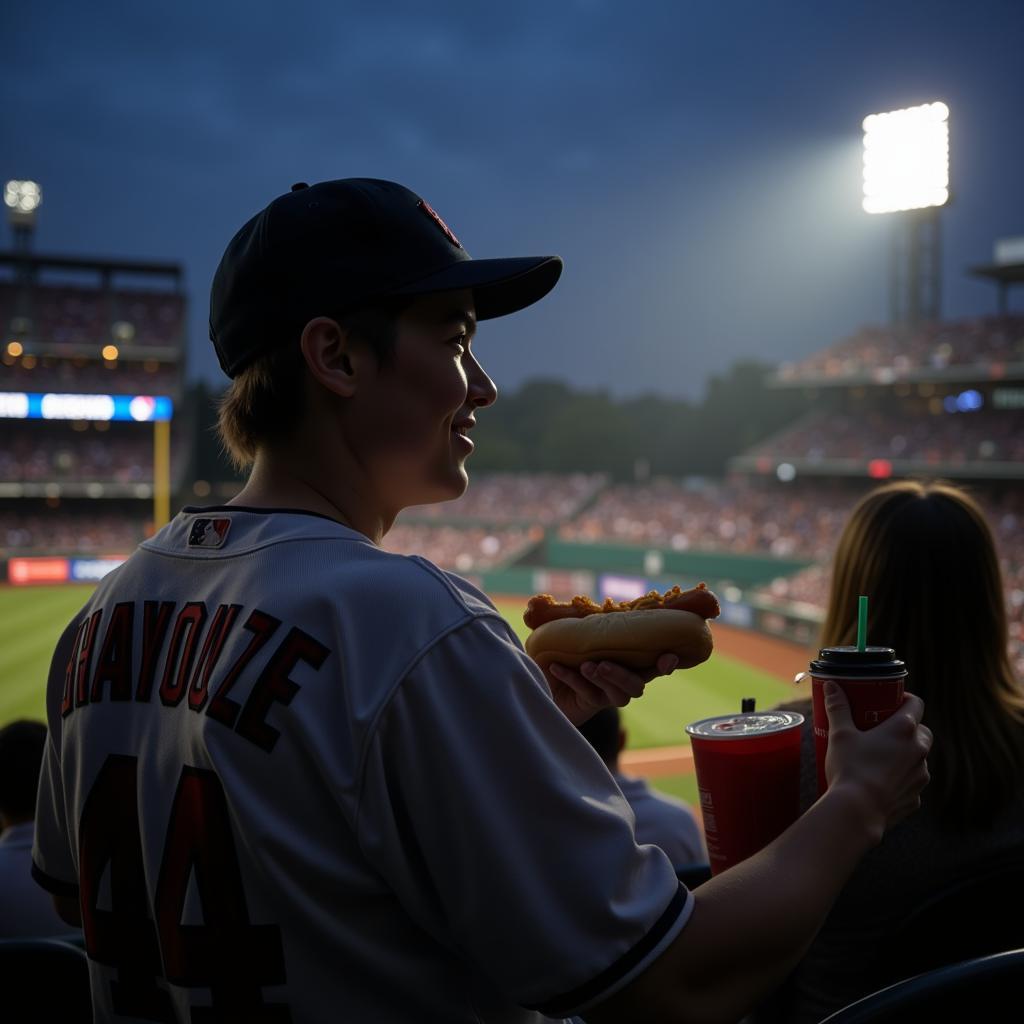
top-left (856, 595), bottom-right (868, 652)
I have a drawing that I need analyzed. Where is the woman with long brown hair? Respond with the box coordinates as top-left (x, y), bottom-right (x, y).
top-left (774, 479), bottom-right (1024, 1022)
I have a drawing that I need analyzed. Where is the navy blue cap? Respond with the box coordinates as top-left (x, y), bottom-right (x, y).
top-left (209, 178), bottom-right (563, 378)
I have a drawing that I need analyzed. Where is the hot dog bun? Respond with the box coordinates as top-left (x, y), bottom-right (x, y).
top-left (525, 607), bottom-right (713, 674)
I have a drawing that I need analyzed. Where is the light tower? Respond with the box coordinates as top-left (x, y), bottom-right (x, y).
top-left (862, 102), bottom-right (950, 327)
top-left (4, 179), bottom-right (42, 253)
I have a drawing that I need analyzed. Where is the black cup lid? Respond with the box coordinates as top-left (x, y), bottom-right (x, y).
top-left (810, 646), bottom-right (906, 678)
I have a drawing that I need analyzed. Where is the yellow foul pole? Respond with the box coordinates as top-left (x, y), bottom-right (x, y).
top-left (153, 419), bottom-right (171, 528)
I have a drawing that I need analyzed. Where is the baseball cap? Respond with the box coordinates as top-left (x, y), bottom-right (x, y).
top-left (210, 178), bottom-right (563, 378)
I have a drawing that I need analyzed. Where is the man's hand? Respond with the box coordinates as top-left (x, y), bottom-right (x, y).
top-left (823, 682), bottom-right (932, 841)
top-left (547, 653), bottom-right (680, 727)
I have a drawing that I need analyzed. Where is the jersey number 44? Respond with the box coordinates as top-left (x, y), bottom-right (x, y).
top-left (79, 755), bottom-right (290, 1023)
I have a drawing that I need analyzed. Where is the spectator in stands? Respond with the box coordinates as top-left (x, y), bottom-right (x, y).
top-left (577, 707), bottom-right (706, 872)
top-left (766, 480), bottom-right (1024, 1023)
top-left (0, 720), bottom-right (73, 938)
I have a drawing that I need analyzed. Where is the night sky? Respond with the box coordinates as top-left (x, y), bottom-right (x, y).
top-left (4, 0), bottom-right (1023, 399)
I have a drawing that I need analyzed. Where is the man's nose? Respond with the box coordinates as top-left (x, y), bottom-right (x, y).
top-left (468, 356), bottom-right (498, 408)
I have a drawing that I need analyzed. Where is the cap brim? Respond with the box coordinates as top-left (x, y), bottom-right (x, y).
top-left (391, 255), bottom-right (562, 320)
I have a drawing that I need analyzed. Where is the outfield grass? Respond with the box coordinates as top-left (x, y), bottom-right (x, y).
top-left (0, 584), bottom-right (94, 725)
top-left (647, 772), bottom-right (698, 807)
top-left (0, 588), bottom-right (790, 759)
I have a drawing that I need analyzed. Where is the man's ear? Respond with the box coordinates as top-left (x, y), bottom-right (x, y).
top-left (299, 317), bottom-right (367, 398)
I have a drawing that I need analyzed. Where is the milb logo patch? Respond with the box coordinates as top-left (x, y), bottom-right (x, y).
top-left (187, 518), bottom-right (231, 549)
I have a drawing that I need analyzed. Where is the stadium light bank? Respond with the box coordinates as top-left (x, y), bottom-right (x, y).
top-left (862, 102), bottom-right (949, 215)
top-left (4, 179), bottom-right (42, 254)
top-left (862, 101), bottom-right (950, 326)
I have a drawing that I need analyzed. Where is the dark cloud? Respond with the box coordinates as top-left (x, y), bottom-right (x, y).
top-left (3, 0), bottom-right (1023, 396)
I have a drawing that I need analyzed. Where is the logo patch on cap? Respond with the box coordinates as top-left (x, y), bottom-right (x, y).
top-left (188, 518), bottom-right (232, 549)
top-left (418, 199), bottom-right (462, 249)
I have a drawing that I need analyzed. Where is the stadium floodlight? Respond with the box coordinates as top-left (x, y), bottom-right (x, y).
top-left (862, 102), bottom-right (949, 214)
top-left (4, 180), bottom-right (42, 213)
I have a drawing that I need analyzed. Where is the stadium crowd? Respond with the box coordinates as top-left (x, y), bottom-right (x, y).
top-left (0, 358), bottom-right (180, 396)
top-left (0, 283), bottom-right (185, 348)
top-left (747, 408), bottom-right (1024, 465)
top-left (775, 315), bottom-right (1024, 382)
top-left (401, 471), bottom-right (606, 523)
top-left (557, 479), bottom-right (852, 560)
top-left (381, 523), bottom-right (543, 572)
top-left (0, 509), bottom-right (146, 554)
top-left (0, 426), bottom-right (152, 483)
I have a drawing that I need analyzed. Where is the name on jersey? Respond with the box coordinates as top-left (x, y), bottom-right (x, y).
top-left (60, 601), bottom-right (331, 753)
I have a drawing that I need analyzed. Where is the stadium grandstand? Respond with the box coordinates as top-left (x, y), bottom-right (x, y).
top-left (725, 311), bottom-right (1024, 675)
top-left (0, 243), bottom-right (186, 582)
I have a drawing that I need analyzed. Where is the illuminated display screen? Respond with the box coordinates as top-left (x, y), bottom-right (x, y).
top-left (0, 392), bottom-right (173, 421)
top-left (993, 388), bottom-right (1024, 410)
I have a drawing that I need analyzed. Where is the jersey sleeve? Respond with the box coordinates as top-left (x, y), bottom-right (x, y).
top-left (356, 614), bottom-right (692, 1016)
top-left (31, 618), bottom-right (82, 898)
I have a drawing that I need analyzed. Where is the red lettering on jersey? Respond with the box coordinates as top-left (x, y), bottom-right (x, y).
top-left (236, 627), bottom-right (330, 753)
top-left (207, 610), bottom-right (281, 730)
top-left (75, 611), bottom-right (103, 708)
top-left (155, 767), bottom-right (287, 1001)
top-left (187, 604), bottom-right (241, 712)
top-left (90, 602), bottom-right (135, 703)
top-left (158, 603), bottom-right (207, 708)
top-left (137, 601), bottom-right (176, 702)
top-left (78, 756), bottom-right (171, 1019)
top-left (61, 618), bottom-right (89, 718)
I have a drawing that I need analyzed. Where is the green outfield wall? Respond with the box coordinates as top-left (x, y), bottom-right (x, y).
top-left (543, 540), bottom-right (811, 586)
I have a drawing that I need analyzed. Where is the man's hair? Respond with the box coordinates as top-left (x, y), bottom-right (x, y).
top-left (577, 707), bottom-right (622, 767)
top-left (217, 299), bottom-right (412, 469)
top-left (0, 719), bottom-right (47, 822)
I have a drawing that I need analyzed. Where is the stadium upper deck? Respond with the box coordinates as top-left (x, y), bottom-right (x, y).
top-left (771, 315), bottom-right (1024, 387)
top-left (732, 313), bottom-right (1024, 482)
top-left (0, 251), bottom-right (187, 572)
top-left (732, 406), bottom-right (1024, 479)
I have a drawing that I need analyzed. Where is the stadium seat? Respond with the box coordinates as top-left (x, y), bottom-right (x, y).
top-left (865, 852), bottom-right (1024, 989)
top-left (817, 948), bottom-right (1024, 1023)
top-left (0, 937), bottom-right (92, 1022)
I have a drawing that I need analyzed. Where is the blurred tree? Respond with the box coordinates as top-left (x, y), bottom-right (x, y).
top-left (187, 362), bottom-right (807, 483)
top-left (469, 361), bottom-right (805, 478)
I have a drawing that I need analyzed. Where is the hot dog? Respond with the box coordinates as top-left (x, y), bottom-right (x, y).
top-left (523, 583), bottom-right (719, 675)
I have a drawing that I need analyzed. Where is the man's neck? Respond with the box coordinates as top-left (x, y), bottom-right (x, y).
top-left (231, 448), bottom-right (394, 544)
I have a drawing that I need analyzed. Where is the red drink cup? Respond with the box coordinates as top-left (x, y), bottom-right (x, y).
top-left (810, 646), bottom-right (907, 796)
top-left (685, 711), bottom-right (804, 875)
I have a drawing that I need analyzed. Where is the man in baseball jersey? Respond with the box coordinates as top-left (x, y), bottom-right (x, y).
top-left (34, 179), bottom-right (931, 1023)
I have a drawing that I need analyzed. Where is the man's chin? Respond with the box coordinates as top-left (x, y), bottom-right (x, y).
top-left (405, 468), bottom-right (470, 508)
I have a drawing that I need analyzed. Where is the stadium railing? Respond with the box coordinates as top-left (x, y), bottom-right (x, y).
top-left (818, 948), bottom-right (1024, 1023)
top-left (0, 936), bottom-right (92, 1022)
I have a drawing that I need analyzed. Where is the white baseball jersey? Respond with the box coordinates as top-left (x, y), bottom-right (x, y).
top-left (34, 507), bottom-right (692, 1023)
top-left (614, 774), bottom-right (707, 870)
